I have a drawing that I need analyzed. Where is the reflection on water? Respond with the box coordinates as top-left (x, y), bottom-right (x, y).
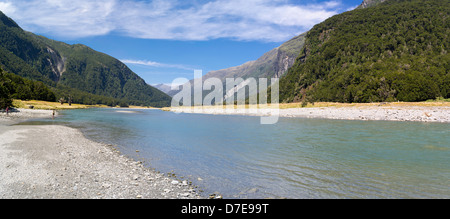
top-left (26, 108), bottom-right (450, 199)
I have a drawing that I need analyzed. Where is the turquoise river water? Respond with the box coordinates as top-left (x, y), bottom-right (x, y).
top-left (25, 108), bottom-right (450, 199)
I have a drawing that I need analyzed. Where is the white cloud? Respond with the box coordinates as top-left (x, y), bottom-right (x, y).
top-left (121, 59), bottom-right (195, 71)
top-left (0, 1), bottom-right (15, 14)
top-left (0, 0), bottom-right (342, 42)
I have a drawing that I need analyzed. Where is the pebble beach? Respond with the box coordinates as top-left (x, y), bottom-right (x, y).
top-left (169, 104), bottom-right (450, 123)
top-left (0, 109), bottom-right (202, 199)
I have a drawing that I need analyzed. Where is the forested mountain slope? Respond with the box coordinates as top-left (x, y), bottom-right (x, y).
top-left (0, 11), bottom-right (171, 107)
top-left (279, 0), bottom-right (449, 103)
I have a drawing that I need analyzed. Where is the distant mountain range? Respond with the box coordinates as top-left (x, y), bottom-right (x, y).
top-left (0, 11), bottom-right (171, 107)
top-left (153, 84), bottom-right (174, 96)
top-left (201, 33), bottom-right (307, 82)
top-left (167, 32), bottom-right (307, 104)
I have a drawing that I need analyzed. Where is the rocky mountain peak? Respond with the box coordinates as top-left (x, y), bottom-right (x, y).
top-left (358, 0), bottom-right (388, 9)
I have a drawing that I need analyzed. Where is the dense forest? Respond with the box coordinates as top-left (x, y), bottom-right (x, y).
top-left (0, 67), bottom-right (55, 109)
top-left (0, 66), bottom-right (136, 109)
top-left (0, 11), bottom-right (171, 108)
top-left (279, 0), bottom-right (450, 104)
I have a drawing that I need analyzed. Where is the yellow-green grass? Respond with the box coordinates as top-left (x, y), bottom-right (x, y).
top-left (12, 100), bottom-right (159, 110)
top-left (164, 101), bottom-right (450, 111)
top-left (19, 99), bottom-right (447, 112)
top-left (278, 101), bottom-right (450, 109)
top-left (12, 100), bottom-right (108, 110)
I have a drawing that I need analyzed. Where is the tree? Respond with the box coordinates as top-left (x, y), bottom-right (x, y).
top-left (59, 97), bottom-right (66, 105)
top-left (0, 68), bottom-right (12, 109)
top-left (119, 101), bottom-right (129, 108)
top-left (68, 95), bottom-right (72, 106)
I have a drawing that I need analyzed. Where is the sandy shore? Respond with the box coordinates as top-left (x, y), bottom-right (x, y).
top-left (0, 110), bottom-right (202, 199)
top-left (169, 105), bottom-right (450, 123)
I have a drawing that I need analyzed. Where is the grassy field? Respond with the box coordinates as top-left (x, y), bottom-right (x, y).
top-left (278, 101), bottom-right (450, 109)
top-left (12, 100), bottom-right (158, 110)
top-left (12, 100), bottom-right (109, 110)
top-left (14, 99), bottom-right (449, 111)
top-left (163, 100), bottom-right (450, 111)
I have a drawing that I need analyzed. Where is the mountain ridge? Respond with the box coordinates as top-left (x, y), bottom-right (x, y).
top-left (0, 11), bottom-right (171, 107)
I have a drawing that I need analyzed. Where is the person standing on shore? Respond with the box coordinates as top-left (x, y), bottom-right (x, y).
top-left (6, 106), bottom-right (9, 115)
top-left (52, 110), bottom-right (55, 120)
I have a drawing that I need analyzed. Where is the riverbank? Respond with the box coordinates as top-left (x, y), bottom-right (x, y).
top-left (11, 100), bottom-right (156, 110)
top-left (0, 109), bottom-right (202, 199)
top-left (167, 102), bottom-right (450, 123)
top-left (0, 108), bottom-right (57, 125)
top-left (12, 100), bottom-right (103, 110)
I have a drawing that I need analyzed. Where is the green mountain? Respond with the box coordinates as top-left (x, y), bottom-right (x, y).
top-left (203, 33), bottom-right (307, 82)
top-left (279, 0), bottom-right (450, 104)
top-left (0, 11), bottom-right (171, 107)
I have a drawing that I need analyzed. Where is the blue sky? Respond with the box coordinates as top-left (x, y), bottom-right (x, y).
top-left (0, 0), bottom-right (362, 85)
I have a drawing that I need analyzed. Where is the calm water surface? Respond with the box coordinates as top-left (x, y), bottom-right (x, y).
top-left (38, 108), bottom-right (450, 198)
